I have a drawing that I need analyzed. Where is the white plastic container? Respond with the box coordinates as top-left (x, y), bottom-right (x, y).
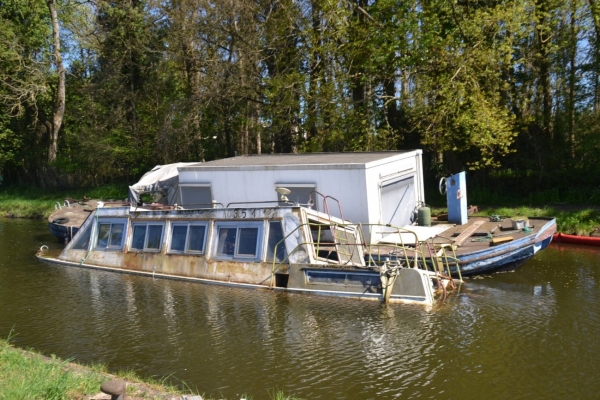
top-left (512, 219), bottom-right (525, 230)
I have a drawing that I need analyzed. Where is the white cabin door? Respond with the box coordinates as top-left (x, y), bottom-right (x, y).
top-left (380, 176), bottom-right (415, 228)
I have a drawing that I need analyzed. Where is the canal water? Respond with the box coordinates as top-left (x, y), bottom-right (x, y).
top-left (1, 218), bottom-right (599, 399)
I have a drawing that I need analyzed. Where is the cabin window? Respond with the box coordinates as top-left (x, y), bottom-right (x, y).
top-left (214, 222), bottom-right (263, 261)
top-left (306, 270), bottom-right (346, 285)
top-left (275, 184), bottom-right (317, 210)
top-left (95, 219), bottom-right (126, 250)
top-left (307, 217), bottom-right (363, 265)
top-left (332, 225), bottom-right (363, 265)
top-left (180, 185), bottom-right (213, 208)
top-left (72, 224), bottom-right (92, 250)
top-left (306, 270), bottom-right (378, 287)
top-left (266, 221), bottom-right (287, 262)
top-left (130, 222), bottom-right (164, 252)
top-left (169, 222), bottom-right (208, 254)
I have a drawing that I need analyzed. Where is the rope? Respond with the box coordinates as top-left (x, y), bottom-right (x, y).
top-left (471, 234), bottom-right (493, 242)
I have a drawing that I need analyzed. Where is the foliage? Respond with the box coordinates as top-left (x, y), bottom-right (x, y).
top-left (0, 334), bottom-right (303, 400)
top-left (0, 338), bottom-right (103, 399)
top-left (0, 0), bottom-right (600, 194)
top-left (0, 184), bottom-right (129, 218)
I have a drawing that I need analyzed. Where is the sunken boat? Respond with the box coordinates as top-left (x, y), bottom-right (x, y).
top-left (37, 151), bottom-right (556, 305)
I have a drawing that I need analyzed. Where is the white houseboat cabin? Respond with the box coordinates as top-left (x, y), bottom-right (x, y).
top-left (149, 151), bottom-right (424, 230)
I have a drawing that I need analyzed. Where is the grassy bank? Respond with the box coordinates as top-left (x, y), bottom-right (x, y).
top-left (0, 334), bottom-right (192, 399)
top-left (429, 204), bottom-right (600, 236)
top-left (470, 205), bottom-right (600, 236)
top-left (0, 185), bottom-right (129, 219)
top-left (427, 186), bottom-right (600, 235)
top-left (0, 334), bottom-right (301, 400)
top-left (428, 205), bottom-right (600, 236)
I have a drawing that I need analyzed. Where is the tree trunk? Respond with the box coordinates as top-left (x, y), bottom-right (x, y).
top-left (46, 0), bottom-right (65, 163)
top-left (536, 0), bottom-right (553, 140)
top-left (588, 0), bottom-right (600, 110)
top-left (568, 0), bottom-right (577, 158)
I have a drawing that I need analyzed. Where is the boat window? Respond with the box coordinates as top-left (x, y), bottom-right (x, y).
top-left (306, 271), bottom-right (346, 285)
top-left (132, 225), bottom-right (146, 249)
top-left (180, 185), bottom-right (213, 208)
top-left (275, 184), bottom-right (317, 210)
top-left (188, 225), bottom-right (206, 251)
top-left (332, 225), bottom-right (363, 265)
top-left (171, 225), bottom-right (188, 252)
top-left (309, 221), bottom-right (334, 243)
top-left (147, 225), bottom-right (163, 249)
top-left (95, 219), bottom-right (126, 250)
top-left (237, 228), bottom-right (258, 256)
top-left (306, 270), bottom-right (379, 287)
top-left (214, 222), bottom-right (263, 261)
top-left (72, 224), bottom-right (92, 250)
top-left (168, 222), bottom-right (208, 254)
top-left (130, 222), bottom-right (164, 252)
top-left (266, 221), bottom-right (287, 263)
top-left (216, 227), bottom-right (238, 256)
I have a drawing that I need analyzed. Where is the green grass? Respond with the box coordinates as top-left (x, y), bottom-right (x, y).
top-left (0, 337), bottom-right (104, 399)
top-left (0, 329), bottom-right (193, 399)
top-left (269, 389), bottom-right (302, 400)
top-left (0, 184), bottom-right (129, 218)
top-left (0, 331), bottom-right (304, 400)
top-left (426, 184), bottom-right (600, 235)
top-left (431, 204), bottom-right (600, 236)
top-left (470, 206), bottom-right (600, 236)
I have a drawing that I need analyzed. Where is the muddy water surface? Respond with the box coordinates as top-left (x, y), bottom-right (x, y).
top-left (1, 218), bottom-right (599, 399)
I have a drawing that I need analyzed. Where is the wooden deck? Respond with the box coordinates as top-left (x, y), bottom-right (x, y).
top-left (363, 215), bottom-right (557, 276)
top-left (47, 200), bottom-right (130, 242)
top-left (48, 201), bottom-right (97, 229)
top-left (428, 216), bottom-right (554, 257)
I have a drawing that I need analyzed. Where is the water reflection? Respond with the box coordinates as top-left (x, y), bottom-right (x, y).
top-left (2, 219), bottom-right (600, 399)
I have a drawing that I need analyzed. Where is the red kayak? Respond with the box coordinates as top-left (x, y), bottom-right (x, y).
top-left (552, 232), bottom-right (600, 246)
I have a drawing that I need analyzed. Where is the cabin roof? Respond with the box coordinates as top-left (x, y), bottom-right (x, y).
top-left (181, 151), bottom-right (419, 170)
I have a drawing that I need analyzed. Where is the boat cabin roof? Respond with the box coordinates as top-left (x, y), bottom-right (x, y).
top-left (179, 151), bottom-right (420, 171)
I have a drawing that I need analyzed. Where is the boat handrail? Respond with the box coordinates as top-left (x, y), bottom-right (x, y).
top-left (167, 202), bottom-right (225, 210)
top-left (268, 224), bottom-right (350, 287)
top-left (270, 221), bottom-right (431, 284)
top-left (358, 223), bottom-right (462, 279)
top-left (420, 237), bottom-right (462, 281)
top-left (226, 200), bottom-right (284, 208)
top-left (270, 221), bottom-right (463, 287)
top-left (355, 223), bottom-right (421, 268)
top-left (309, 190), bottom-right (346, 222)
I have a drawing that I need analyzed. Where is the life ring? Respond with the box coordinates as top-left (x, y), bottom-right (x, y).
top-left (52, 217), bottom-right (70, 225)
top-left (439, 177), bottom-right (447, 195)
